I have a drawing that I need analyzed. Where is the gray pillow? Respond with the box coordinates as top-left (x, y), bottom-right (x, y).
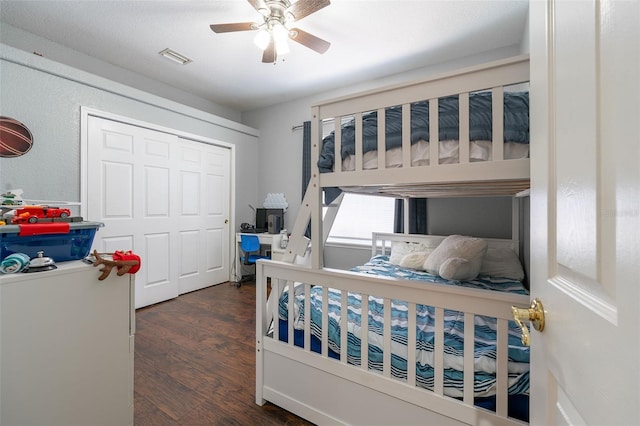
top-left (480, 248), bottom-right (525, 280)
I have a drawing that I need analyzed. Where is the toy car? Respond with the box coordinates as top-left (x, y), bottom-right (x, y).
top-left (11, 205), bottom-right (71, 224)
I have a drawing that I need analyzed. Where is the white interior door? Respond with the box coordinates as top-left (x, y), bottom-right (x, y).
top-left (529, 1), bottom-right (639, 425)
top-left (87, 116), bottom-right (231, 308)
top-left (176, 137), bottom-right (230, 295)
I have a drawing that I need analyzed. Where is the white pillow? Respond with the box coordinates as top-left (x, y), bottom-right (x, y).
top-left (480, 248), bottom-right (525, 280)
top-left (388, 241), bottom-right (435, 265)
top-left (423, 235), bottom-right (488, 281)
top-left (439, 258), bottom-right (476, 281)
top-left (398, 251), bottom-right (433, 270)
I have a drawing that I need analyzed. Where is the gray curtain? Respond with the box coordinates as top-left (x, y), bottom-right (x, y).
top-left (302, 121), bottom-right (312, 237)
top-left (302, 121), bottom-right (311, 200)
top-left (394, 198), bottom-right (428, 234)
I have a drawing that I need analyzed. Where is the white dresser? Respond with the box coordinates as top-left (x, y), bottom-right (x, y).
top-left (0, 261), bottom-right (134, 426)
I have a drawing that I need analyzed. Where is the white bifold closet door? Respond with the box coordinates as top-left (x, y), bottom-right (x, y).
top-left (87, 116), bottom-right (230, 308)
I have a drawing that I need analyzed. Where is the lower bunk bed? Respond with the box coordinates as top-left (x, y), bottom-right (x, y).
top-left (256, 233), bottom-right (531, 426)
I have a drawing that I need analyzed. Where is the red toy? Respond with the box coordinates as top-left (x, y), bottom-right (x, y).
top-left (92, 250), bottom-right (141, 281)
top-left (112, 250), bottom-right (141, 274)
top-left (11, 205), bottom-right (71, 224)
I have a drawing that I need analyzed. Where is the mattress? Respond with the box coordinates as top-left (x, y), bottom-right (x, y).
top-left (341, 139), bottom-right (530, 171)
top-left (277, 255), bottom-right (530, 399)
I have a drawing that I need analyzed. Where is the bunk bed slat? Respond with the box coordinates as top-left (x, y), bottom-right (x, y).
top-left (383, 298), bottom-right (391, 378)
top-left (304, 283), bottom-right (312, 352)
top-left (377, 108), bottom-right (386, 169)
top-left (322, 286), bottom-right (329, 356)
top-left (496, 317), bottom-right (509, 417)
top-left (429, 98), bottom-right (439, 165)
top-left (361, 292), bottom-right (370, 372)
top-left (287, 282), bottom-right (295, 348)
top-left (434, 306), bottom-right (445, 396)
top-left (340, 291), bottom-right (348, 363)
top-left (492, 86), bottom-right (505, 161)
top-left (407, 302), bottom-right (417, 386)
top-left (273, 279), bottom-right (282, 342)
top-left (463, 313), bottom-right (475, 405)
top-left (402, 103), bottom-right (411, 168)
top-left (355, 113), bottom-right (363, 172)
top-left (459, 92), bottom-right (470, 163)
top-left (334, 116), bottom-right (342, 172)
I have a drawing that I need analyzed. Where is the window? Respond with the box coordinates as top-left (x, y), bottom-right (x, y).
top-left (326, 193), bottom-right (395, 245)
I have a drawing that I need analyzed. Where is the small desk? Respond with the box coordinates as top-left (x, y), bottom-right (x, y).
top-left (234, 232), bottom-right (284, 281)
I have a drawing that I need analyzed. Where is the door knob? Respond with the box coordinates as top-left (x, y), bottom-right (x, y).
top-left (511, 298), bottom-right (545, 346)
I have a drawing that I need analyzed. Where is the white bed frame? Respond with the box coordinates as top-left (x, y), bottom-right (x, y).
top-left (256, 56), bottom-right (531, 425)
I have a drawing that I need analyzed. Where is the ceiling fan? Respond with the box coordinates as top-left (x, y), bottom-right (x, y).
top-left (210, 0), bottom-right (331, 63)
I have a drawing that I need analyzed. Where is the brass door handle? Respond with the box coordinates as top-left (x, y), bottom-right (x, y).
top-left (511, 298), bottom-right (545, 346)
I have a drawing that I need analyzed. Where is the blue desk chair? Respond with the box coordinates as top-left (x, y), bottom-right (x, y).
top-left (237, 234), bottom-right (270, 286)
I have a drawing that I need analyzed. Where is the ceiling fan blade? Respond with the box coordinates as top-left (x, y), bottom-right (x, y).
top-left (262, 40), bottom-right (277, 63)
top-left (289, 28), bottom-right (330, 54)
top-left (247, 0), bottom-right (270, 17)
top-left (209, 22), bottom-right (257, 33)
top-left (288, 0), bottom-right (330, 21)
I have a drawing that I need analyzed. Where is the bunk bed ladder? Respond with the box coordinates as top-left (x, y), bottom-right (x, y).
top-left (281, 183), bottom-right (344, 264)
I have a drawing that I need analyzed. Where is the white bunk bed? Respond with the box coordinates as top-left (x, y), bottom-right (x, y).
top-left (255, 55), bottom-right (531, 426)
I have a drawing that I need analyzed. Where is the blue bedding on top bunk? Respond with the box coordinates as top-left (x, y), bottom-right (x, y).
top-left (276, 255), bottom-right (530, 401)
top-left (317, 91), bottom-right (529, 173)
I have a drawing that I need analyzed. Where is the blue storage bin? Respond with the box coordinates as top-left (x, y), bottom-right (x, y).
top-left (0, 222), bottom-right (103, 262)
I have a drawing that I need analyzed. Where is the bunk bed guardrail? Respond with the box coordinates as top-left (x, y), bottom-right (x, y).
top-left (313, 55), bottom-right (531, 200)
top-left (255, 251), bottom-right (530, 425)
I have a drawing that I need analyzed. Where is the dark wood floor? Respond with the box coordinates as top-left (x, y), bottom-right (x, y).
top-left (134, 281), bottom-right (315, 425)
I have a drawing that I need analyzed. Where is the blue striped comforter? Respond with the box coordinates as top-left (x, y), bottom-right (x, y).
top-left (278, 255), bottom-right (530, 398)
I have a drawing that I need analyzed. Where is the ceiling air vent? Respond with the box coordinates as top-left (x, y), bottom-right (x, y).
top-left (158, 48), bottom-right (192, 65)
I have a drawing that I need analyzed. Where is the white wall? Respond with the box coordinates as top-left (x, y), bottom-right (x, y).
top-left (0, 44), bottom-right (259, 228)
top-left (0, 23), bottom-right (241, 123)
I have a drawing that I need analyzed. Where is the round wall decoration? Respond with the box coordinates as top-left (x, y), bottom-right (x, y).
top-left (0, 116), bottom-right (34, 158)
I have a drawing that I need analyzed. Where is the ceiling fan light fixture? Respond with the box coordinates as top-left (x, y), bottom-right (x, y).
top-left (254, 28), bottom-right (271, 50)
top-left (272, 22), bottom-right (290, 55)
top-left (209, 0), bottom-right (332, 62)
top-left (275, 38), bottom-right (290, 55)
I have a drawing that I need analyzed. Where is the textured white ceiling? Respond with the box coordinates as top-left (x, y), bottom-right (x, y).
top-left (0, 0), bottom-right (529, 112)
